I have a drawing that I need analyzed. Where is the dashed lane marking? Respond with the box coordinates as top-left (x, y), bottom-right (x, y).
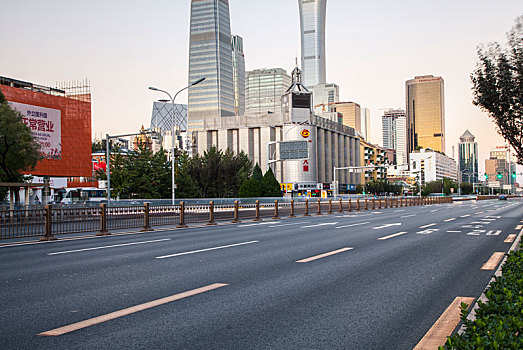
top-left (47, 239), bottom-right (171, 256)
top-left (447, 231), bottom-right (462, 233)
top-left (419, 223), bottom-right (437, 229)
top-left (301, 222), bottom-right (338, 229)
top-left (475, 212), bottom-right (485, 215)
top-left (444, 218), bottom-right (456, 222)
top-left (401, 214), bottom-right (416, 218)
top-left (239, 222), bottom-right (280, 228)
top-left (155, 241), bottom-right (259, 259)
top-left (505, 234), bottom-right (517, 243)
top-left (38, 283), bottom-right (229, 336)
top-left (461, 215), bottom-right (471, 218)
top-left (378, 232), bottom-right (408, 240)
top-left (268, 222), bottom-right (310, 228)
top-left (414, 297), bottom-right (475, 350)
top-left (296, 247), bottom-right (354, 263)
top-left (417, 229), bottom-right (439, 235)
top-left (335, 222), bottom-right (370, 229)
top-left (481, 252), bottom-right (505, 270)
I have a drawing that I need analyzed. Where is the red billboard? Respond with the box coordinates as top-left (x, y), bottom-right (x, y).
top-left (1, 84), bottom-right (92, 177)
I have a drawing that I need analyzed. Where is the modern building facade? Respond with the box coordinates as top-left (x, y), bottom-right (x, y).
top-left (458, 130), bottom-right (478, 184)
top-left (298, 0), bottom-right (327, 88)
top-left (188, 0), bottom-right (234, 130)
top-left (409, 149), bottom-right (457, 184)
top-left (382, 109), bottom-right (407, 165)
top-left (361, 108), bottom-right (370, 141)
top-left (311, 83), bottom-right (339, 113)
top-left (151, 101), bottom-right (188, 133)
top-left (231, 35), bottom-right (245, 116)
top-left (332, 102), bottom-right (361, 134)
top-left (406, 75), bottom-right (446, 155)
top-left (245, 68), bottom-right (291, 115)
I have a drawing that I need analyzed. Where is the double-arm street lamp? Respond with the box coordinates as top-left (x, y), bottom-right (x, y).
top-left (148, 77), bottom-right (205, 205)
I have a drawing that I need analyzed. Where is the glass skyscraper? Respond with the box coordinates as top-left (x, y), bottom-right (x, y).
top-left (188, 0), bottom-right (234, 130)
top-left (458, 130), bottom-right (478, 183)
top-left (245, 68), bottom-right (291, 115)
top-left (382, 109), bottom-right (407, 165)
top-left (406, 75), bottom-right (446, 155)
top-left (298, 0), bottom-right (327, 89)
top-left (231, 35), bottom-right (245, 116)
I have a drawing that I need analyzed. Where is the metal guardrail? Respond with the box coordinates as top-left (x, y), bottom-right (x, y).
top-left (0, 197), bottom-right (456, 240)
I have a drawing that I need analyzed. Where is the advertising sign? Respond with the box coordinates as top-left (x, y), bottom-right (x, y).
top-left (9, 102), bottom-right (61, 159)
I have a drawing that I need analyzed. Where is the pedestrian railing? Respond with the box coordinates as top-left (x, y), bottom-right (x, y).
top-left (0, 196), bottom-right (456, 240)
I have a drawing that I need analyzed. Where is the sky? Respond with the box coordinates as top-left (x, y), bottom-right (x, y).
top-left (1, 0), bottom-right (522, 175)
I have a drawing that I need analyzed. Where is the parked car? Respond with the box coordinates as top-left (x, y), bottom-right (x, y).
top-left (498, 195), bottom-right (507, 200)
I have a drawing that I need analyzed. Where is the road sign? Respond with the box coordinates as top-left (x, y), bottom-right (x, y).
top-left (488, 181), bottom-right (500, 188)
top-left (280, 141), bottom-right (309, 160)
top-left (503, 185), bottom-right (512, 190)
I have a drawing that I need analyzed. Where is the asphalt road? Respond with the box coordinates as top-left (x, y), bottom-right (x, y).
top-left (1, 199), bottom-right (522, 349)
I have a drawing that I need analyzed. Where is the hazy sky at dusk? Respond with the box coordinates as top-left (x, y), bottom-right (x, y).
top-left (1, 0), bottom-right (522, 174)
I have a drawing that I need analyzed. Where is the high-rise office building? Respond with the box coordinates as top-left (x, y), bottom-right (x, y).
top-left (458, 130), bottom-right (478, 184)
top-left (406, 75), bottom-right (446, 155)
top-left (231, 35), bottom-right (245, 116)
top-left (311, 83), bottom-right (339, 113)
top-left (245, 68), bottom-right (291, 115)
top-left (298, 0), bottom-right (327, 88)
top-left (188, 0), bottom-right (234, 130)
top-left (382, 109), bottom-right (407, 165)
top-left (361, 108), bottom-right (370, 141)
top-left (332, 102), bottom-right (361, 133)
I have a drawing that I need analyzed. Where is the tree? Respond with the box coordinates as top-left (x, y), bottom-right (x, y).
top-left (471, 16), bottom-right (523, 164)
top-left (0, 99), bottom-right (42, 204)
top-left (262, 168), bottom-right (282, 197)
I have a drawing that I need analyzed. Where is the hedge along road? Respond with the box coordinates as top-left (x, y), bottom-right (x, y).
top-left (0, 199), bottom-right (521, 349)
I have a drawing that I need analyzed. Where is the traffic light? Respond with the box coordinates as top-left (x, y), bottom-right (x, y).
top-left (512, 172), bottom-right (517, 179)
top-left (497, 173), bottom-right (503, 179)
top-left (484, 174), bottom-right (489, 180)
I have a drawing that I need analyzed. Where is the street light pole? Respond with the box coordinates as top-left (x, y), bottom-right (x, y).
top-left (149, 77), bottom-right (205, 205)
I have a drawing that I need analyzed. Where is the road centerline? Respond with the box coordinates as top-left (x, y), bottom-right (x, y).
top-left (47, 239), bottom-right (171, 256)
top-left (155, 241), bottom-right (259, 259)
top-left (296, 247), bottom-right (353, 263)
top-left (38, 283), bottom-right (229, 336)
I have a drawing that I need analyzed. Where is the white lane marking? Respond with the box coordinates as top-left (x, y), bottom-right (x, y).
top-left (301, 222), bottom-right (338, 229)
top-left (447, 231), bottom-right (462, 233)
top-left (395, 210), bottom-right (406, 213)
top-left (444, 218), bottom-right (457, 222)
top-left (475, 212), bottom-right (485, 215)
top-left (378, 232), bottom-right (408, 240)
top-left (470, 221), bottom-right (491, 225)
top-left (516, 225), bottom-right (523, 230)
top-left (239, 222), bottom-right (280, 228)
top-left (155, 241), bottom-right (259, 259)
top-left (336, 222), bottom-right (371, 229)
top-left (430, 210), bottom-right (438, 213)
top-left (296, 247), bottom-right (354, 263)
top-left (461, 215), bottom-right (471, 218)
top-left (401, 214), bottom-right (416, 218)
top-left (486, 230), bottom-right (502, 236)
top-left (372, 223), bottom-right (402, 230)
top-left (268, 222), bottom-right (310, 228)
top-left (372, 211), bottom-right (382, 214)
top-left (467, 230), bottom-right (484, 236)
top-left (417, 228), bottom-right (439, 235)
top-left (419, 223), bottom-right (437, 229)
top-left (48, 239), bottom-right (171, 256)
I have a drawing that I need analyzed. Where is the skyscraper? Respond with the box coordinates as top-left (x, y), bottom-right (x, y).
top-left (458, 130), bottom-right (478, 184)
top-left (333, 102), bottom-right (361, 133)
top-left (298, 0), bottom-right (327, 88)
top-left (361, 108), bottom-right (370, 141)
top-left (311, 83), bottom-right (339, 112)
top-left (231, 35), bottom-right (245, 116)
top-left (188, 0), bottom-right (234, 130)
top-left (406, 75), bottom-right (446, 155)
top-left (382, 109), bottom-right (407, 165)
top-left (245, 68), bottom-right (291, 115)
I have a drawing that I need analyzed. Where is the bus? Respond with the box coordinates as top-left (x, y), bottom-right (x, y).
top-left (60, 188), bottom-right (107, 204)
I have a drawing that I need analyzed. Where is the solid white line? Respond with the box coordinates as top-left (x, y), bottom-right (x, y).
top-left (444, 218), bottom-right (457, 222)
top-left (48, 239), bottom-right (171, 256)
top-left (419, 223), bottom-right (437, 229)
top-left (336, 222), bottom-right (370, 229)
top-left (301, 222), bottom-right (338, 229)
top-left (401, 214), bottom-right (416, 218)
top-left (378, 232), bottom-right (408, 240)
top-left (156, 241), bottom-right (259, 259)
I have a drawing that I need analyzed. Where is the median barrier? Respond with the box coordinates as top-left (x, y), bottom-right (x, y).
top-left (273, 200), bottom-right (280, 220)
top-left (316, 199), bottom-right (322, 216)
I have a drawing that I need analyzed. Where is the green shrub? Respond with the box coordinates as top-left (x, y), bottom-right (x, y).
top-left (441, 245), bottom-right (523, 349)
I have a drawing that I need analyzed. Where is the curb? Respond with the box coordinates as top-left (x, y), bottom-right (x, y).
top-left (458, 223), bottom-right (523, 334)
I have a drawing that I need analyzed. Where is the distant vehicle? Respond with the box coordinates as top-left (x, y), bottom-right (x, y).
top-left (498, 195), bottom-right (507, 201)
top-left (61, 188), bottom-right (106, 204)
